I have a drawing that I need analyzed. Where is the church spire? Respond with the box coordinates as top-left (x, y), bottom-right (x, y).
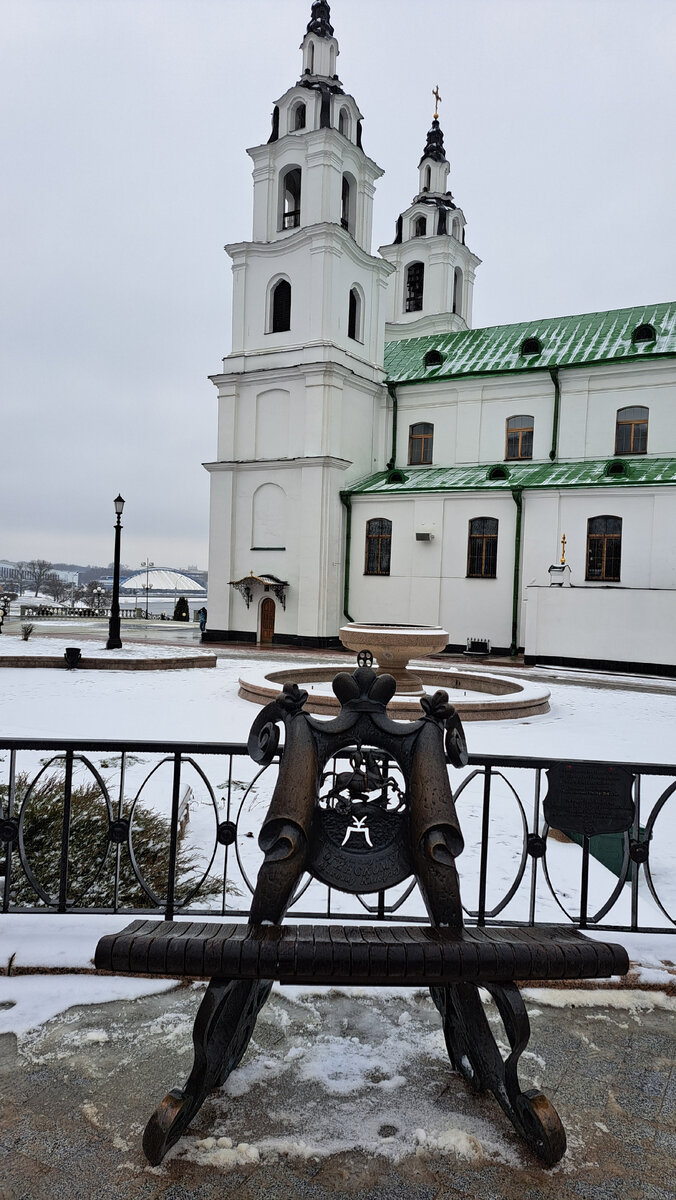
top-left (306, 1), bottom-right (334, 39)
top-left (419, 118), bottom-right (447, 167)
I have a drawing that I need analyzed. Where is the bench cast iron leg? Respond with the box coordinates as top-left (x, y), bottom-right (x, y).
top-left (142, 976), bottom-right (273, 1165)
top-left (429, 981), bottom-right (566, 1166)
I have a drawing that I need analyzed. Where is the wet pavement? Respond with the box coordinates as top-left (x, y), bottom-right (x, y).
top-left (1, 982), bottom-right (675, 1200)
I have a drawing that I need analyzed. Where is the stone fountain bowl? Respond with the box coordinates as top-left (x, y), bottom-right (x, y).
top-left (339, 623), bottom-right (449, 695)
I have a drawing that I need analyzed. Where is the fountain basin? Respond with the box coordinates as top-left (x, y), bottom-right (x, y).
top-left (238, 663), bottom-right (550, 721)
top-left (339, 623), bottom-right (449, 695)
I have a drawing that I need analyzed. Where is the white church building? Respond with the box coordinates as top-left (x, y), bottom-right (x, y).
top-left (204, 1), bottom-right (676, 675)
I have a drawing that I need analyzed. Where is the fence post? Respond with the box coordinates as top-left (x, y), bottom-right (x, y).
top-left (57, 751), bottom-right (74, 913)
top-left (477, 766), bottom-right (491, 926)
top-left (165, 753), bottom-right (182, 920)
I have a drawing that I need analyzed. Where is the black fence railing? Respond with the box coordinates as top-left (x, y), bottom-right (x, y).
top-left (1, 738), bottom-right (674, 933)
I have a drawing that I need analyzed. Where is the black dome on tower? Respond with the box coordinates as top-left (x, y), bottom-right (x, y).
top-left (419, 118), bottom-right (447, 166)
top-left (306, 1), bottom-right (334, 38)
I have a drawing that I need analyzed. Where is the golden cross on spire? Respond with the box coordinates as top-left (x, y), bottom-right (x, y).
top-left (560, 533), bottom-right (567, 565)
top-left (432, 85), bottom-right (442, 119)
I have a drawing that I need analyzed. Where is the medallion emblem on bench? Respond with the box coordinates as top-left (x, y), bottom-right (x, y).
top-left (309, 745), bottom-right (410, 892)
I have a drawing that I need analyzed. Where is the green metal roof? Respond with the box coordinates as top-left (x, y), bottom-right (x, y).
top-left (346, 458), bottom-right (676, 496)
top-left (384, 302), bottom-right (676, 383)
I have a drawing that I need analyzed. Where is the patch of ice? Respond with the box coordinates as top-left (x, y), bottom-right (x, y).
top-left (0, 974), bottom-right (178, 1035)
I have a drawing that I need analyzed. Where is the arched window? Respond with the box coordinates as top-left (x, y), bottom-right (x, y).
top-left (280, 167), bottom-right (301, 229)
top-left (307, 40), bottom-right (315, 73)
top-left (521, 336), bottom-right (542, 356)
top-left (413, 216), bottom-right (427, 238)
top-left (341, 175), bottom-right (351, 231)
top-left (271, 279), bottom-right (291, 332)
top-left (615, 406), bottom-right (648, 455)
top-left (405, 261), bottom-right (424, 312)
top-left (329, 44), bottom-right (336, 74)
top-left (338, 106), bottom-right (350, 136)
top-left (292, 102), bottom-right (306, 131)
top-left (348, 287), bottom-right (363, 341)
top-left (506, 415), bottom-right (534, 460)
top-left (365, 518), bottom-right (392, 576)
top-left (451, 217), bottom-right (461, 239)
top-left (424, 349), bottom-right (444, 368)
top-left (467, 518), bottom-right (498, 578)
top-left (408, 422), bottom-right (433, 465)
top-left (423, 165), bottom-right (431, 191)
top-left (452, 266), bottom-right (463, 315)
top-left (586, 516), bottom-right (622, 581)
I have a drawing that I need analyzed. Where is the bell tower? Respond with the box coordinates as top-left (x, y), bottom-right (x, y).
top-left (380, 95), bottom-right (481, 339)
top-left (204, 2), bottom-right (394, 646)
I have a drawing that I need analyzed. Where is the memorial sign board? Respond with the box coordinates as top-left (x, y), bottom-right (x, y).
top-left (544, 763), bottom-right (635, 836)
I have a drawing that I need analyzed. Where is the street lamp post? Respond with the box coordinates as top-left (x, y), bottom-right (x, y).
top-left (141, 559), bottom-right (154, 620)
top-left (106, 494), bottom-right (125, 650)
top-left (93, 586), bottom-right (103, 613)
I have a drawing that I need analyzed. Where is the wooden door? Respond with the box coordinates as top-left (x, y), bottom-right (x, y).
top-left (260, 597), bottom-right (275, 644)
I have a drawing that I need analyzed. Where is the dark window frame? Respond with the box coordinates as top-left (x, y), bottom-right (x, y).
top-left (615, 406), bottom-right (648, 455)
top-left (467, 517), bottom-right (498, 579)
top-left (586, 515), bottom-right (622, 582)
top-left (408, 422), bottom-right (434, 465)
top-left (364, 517), bottom-right (392, 576)
top-left (271, 279), bottom-right (291, 333)
top-left (405, 261), bottom-right (424, 312)
top-left (280, 167), bottom-right (302, 230)
top-left (505, 414), bottom-right (534, 461)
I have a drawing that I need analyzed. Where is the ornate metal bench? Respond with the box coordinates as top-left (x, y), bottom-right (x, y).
top-left (95, 664), bottom-right (629, 1167)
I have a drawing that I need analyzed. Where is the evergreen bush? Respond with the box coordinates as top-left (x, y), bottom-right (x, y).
top-left (173, 596), bottom-right (190, 622)
top-left (3, 770), bottom-right (222, 908)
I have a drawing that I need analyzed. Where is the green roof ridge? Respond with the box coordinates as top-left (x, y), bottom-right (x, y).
top-left (346, 457), bottom-right (676, 496)
top-left (384, 300), bottom-right (676, 382)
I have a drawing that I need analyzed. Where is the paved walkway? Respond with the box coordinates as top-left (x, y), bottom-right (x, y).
top-left (2, 983), bottom-right (674, 1200)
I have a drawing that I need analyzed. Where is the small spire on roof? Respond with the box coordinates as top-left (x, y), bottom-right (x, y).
top-left (419, 117), bottom-right (447, 166)
top-left (306, 1), bottom-right (334, 38)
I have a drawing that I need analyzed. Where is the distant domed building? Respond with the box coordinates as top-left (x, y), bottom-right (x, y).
top-left (121, 568), bottom-right (206, 596)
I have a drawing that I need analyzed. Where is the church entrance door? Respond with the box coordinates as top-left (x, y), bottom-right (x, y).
top-left (260, 597), bottom-right (275, 644)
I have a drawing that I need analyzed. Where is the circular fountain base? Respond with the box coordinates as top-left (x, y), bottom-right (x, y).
top-left (238, 663), bottom-right (550, 721)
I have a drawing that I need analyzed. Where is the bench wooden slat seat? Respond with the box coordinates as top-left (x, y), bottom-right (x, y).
top-left (96, 919), bottom-right (629, 987)
top-left (97, 666), bottom-right (632, 1170)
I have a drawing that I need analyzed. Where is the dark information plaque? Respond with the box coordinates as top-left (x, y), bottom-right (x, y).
top-left (543, 763), bottom-right (635, 836)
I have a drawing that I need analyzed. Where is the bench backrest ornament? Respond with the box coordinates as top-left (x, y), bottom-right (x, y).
top-left (246, 665), bottom-right (469, 927)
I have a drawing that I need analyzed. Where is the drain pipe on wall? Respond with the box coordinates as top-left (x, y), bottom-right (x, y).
top-left (387, 382), bottom-right (398, 469)
top-left (510, 488), bottom-right (523, 657)
top-left (548, 366), bottom-right (560, 461)
top-left (340, 491), bottom-right (354, 622)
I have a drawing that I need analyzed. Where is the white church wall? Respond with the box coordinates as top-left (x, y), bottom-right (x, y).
top-left (205, 468), bottom-right (235, 633)
top-left (557, 361), bottom-right (676, 460)
top-left (255, 389), bottom-right (290, 458)
top-left (525, 584), bottom-right (676, 669)
top-left (348, 492), bottom-right (516, 648)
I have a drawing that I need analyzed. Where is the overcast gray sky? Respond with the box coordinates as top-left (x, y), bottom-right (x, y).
top-left (1, 0), bottom-right (674, 571)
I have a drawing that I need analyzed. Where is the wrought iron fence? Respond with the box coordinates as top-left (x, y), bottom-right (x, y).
top-left (1, 737), bottom-right (674, 933)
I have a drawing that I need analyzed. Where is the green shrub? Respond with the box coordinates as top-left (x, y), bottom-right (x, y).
top-left (173, 596), bottom-right (190, 622)
top-left (3, 770), bottom-right (221, 909)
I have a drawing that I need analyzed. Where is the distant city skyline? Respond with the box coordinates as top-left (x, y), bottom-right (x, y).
top-left (2, 0), bottom-right (674, 564)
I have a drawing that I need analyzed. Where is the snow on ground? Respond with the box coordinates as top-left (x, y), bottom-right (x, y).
top-left (0, 633), bottom-right (211, 661)
top-left (0, 973), bottom-right (177, 1035)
